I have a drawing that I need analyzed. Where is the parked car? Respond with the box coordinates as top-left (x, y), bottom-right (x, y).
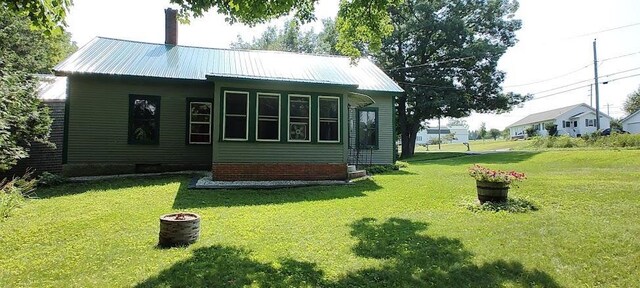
top-left (600, 128), bottom-right (629, 136)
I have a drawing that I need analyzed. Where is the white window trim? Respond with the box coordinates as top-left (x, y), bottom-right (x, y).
top-left (317, 96), bottom-right (340, 143)
top-left (288, 94), bottom-right (312, 142)
top-left (189, 101), bottom-right (212, 144)
top-left (222, 90), bottom-right (249, 141)
top-left (256, 92), bottom-right (281, 142)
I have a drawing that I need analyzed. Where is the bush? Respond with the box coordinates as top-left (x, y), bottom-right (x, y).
top-left (525, 127), bottom-right (537, 138)
top-left (365, 163), bottom-right (403, 174)
top-left (37, 172), bottom-right (66, 187)
top-left (1, 172), bottom-right (37, 219)
top-left (528, 134), bottom-right (640, 149)
top-left (544, 123), bottom-right (558, 136)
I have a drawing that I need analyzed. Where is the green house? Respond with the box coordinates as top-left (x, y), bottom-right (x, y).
top-left (54, 33), bottom-right (403, 180)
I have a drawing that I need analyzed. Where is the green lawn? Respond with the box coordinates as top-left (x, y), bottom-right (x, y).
top-left (415, 139), bottom-right (531, 152)
top-left (1, 150), bottom-right (640, 287)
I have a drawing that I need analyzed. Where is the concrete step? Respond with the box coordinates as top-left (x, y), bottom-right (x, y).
top-left (347, 165), bottom-right (357, 173)
top-left (348, 170), bottom-right (367, 179)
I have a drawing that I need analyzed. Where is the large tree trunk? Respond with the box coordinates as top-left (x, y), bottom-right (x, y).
top-left (400, 123), bottom-right (419, 159)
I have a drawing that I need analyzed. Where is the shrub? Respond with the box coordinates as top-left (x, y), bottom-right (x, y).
top-left (37, 172), bottom-right (66, 187)
top-left (544, 123), bottom-right (558, 136)
top-left (365, 163), bottom-right (403, 174)
top-left (466, 197), bottom-right (538, 213)
top-left (525, 127), bottom-right (537, 138)
top-left (1, 172), bottom-right (37, 219)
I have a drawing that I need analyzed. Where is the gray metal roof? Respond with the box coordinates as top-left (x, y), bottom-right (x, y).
top-left (37, 74), bottom-right (67, 101)
top-left (53, 37), bottom-right (404, 93)
top-left (507, 104), bottom-right (586, 128)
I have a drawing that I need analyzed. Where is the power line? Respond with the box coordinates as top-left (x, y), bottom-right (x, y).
top-left (527, 66), bottom-right (640, 95)
top-left (530, 73), bottom-right (640, 101)
top-left (504, 64), bottom-right (592, 88)
top-left (504, 50), bottom-right (640, 88)
top-left (568, 22), bottom-right (640, 40)
top-left (388, 56), bottom-right (476, 72)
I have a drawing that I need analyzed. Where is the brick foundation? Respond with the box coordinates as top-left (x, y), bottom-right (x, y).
top-left (212, 163), bottom-right (348, 181)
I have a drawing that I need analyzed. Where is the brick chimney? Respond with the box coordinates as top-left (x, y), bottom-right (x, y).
top-left (165, 8), bottom-right (178, 45)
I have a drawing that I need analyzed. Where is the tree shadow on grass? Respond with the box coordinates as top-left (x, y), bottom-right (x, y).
top-left (135, 218), bottom-right (560, 288)
top-left (36, 175), bottom-right (188, 199)
top-left (172, 178), bottom-right (382, 209)
top-left (406, 151), bottom-right (540, 166)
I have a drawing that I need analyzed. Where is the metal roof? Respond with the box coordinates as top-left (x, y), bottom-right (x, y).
top-left (507, 103), bottom-right (612, 128)
top-left (53, 37), bottom-right (404, 94)
top-left (37, 74), bottom-right (67, 101)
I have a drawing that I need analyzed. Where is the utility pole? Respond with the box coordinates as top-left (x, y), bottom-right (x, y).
top-left (605, 103), bottom-right (612, 115)
top-left (589, 84), bottom-right (593, 107)
top-left (593, 39), bottom-right (601, 129)
top-left (437, 117), bottom-right (441, 150)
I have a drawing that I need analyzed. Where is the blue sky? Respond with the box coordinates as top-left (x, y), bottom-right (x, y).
top-left (65, 0), bottom-right (640, 130)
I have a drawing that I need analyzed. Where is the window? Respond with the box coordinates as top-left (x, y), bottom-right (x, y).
top-left (257, 93), bottom-right (280, 141)
top-left (129, 95), bottom-right (160, 144)
top-left (223, 91), bottom-right (249, 140)
top-left (562, 121), bottom-right (572, 128)
top-left (573, 121), bottom-right (578, 127)
top-left (188, 101), bottom-right (212, 144)
top-left (318, 96), bottom-right (340, 142)
top-left (358, 108), bottom-right (378, 148)
top-left (586, 119), bottom-right (596, 127)
top-left (288, 95), bottom-right (311, 142)
top-left (417, 136), bottom-right (423, 142)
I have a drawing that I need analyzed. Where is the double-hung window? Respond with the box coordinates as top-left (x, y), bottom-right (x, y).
top-left (318, 96), bottom-right (340, 142)
top-left (188, 101), bottom-right (212, 144)
top-left (586, 119), bottom-right (596, 127)
top-left (288, 95), bottom-right (311, 142)
top-left (223, 91), bottom-right (249, 141)
top-left (129, 95), bottom-right (160, 144)
top-left (562, 121), bottom-right (571, 128)
top-left (257, 93), bottom-right (280, 141)
top-left (358, 108), bottom-right (378, 148)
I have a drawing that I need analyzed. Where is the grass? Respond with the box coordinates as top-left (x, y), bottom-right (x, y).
top-left (416, 139), bottom-right (531, 152)
top-left (1, 150), bottom-right (640, 286)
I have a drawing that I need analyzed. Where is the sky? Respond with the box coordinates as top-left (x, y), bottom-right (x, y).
top-left (64, 0), bottom-right (640, 130)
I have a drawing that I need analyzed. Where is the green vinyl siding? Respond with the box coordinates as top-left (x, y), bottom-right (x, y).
top-left (66, 76), bottom-right (213, 165)
top-left (362, 93), bottom-right (394, 165)
top-left (213, 81), bottom-right (349, 163)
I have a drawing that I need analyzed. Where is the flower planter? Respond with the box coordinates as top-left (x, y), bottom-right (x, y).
top-left (476, 180), bottom-right (509, 204)
top-left (158, 212), bottom-right (200, 247)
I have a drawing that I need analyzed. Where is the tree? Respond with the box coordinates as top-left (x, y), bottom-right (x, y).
top-left (623, 85), bottom-right (640, 115)
top-left (447, 118), bottom-right (469, 128)
top-left (1, 0), bottom-right (72, 34)
top-left (170, 0), bottom-right (401, 58)
top-left (0, 9), bottom-right (76, 171)
top-left (501, 128), bottom-right (510, 139)
top-left (375, 0), bottom-right (531, 158)
top-left (489, 128), bottom-right (501, 140)
top-left (479, 123), bottom-right (488, 140)
top-left (544, 123), bottom-right (558, 137)
top-left (610, 118), bottom-right (623, 130)
top-left (231, 19), bottom-right (339, 55)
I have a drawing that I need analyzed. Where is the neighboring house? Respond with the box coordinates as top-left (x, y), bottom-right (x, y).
top-left (507, 103), bottom-right (612, 138)
top-left (621, 110), bottom-right (640, 134)
top-left (416, 126), bottom-right (469, 145)
top-left (52, 9), bottom-right (403, 181)
top-left (2, 75), bottom-right (66, 177)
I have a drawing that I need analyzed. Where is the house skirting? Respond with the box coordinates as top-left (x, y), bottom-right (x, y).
top-left (211, 163), bottom-right (347, 181)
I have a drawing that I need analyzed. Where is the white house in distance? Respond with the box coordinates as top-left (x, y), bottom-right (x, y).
top-left (416, 126), bottom-right (469, 144)
top-left (621, 110), bottom-right (640, 134)
top-left (507, 103), bottom-right (612, 138)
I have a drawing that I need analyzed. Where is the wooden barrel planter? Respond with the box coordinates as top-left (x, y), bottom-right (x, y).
top-left (158, 212), bottom-right (200, 247)
top-left (476, 181), bottom-right (509, 204)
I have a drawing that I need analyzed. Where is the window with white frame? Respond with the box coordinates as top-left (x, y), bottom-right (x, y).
top-left (318, 96), bottom-right (340, 142)
top-left (223, 91), bottom-right (249, 140)
top-left (257, 93), bottom-right (280, 141)
top-left (562, 121), bottom-right (572, 128)
top-left (188, 101), bottom-right (212, 144)
top-left (585, 119), bottom-right (596, 127)
top-left (288, 95), bottom-right (311, 142)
